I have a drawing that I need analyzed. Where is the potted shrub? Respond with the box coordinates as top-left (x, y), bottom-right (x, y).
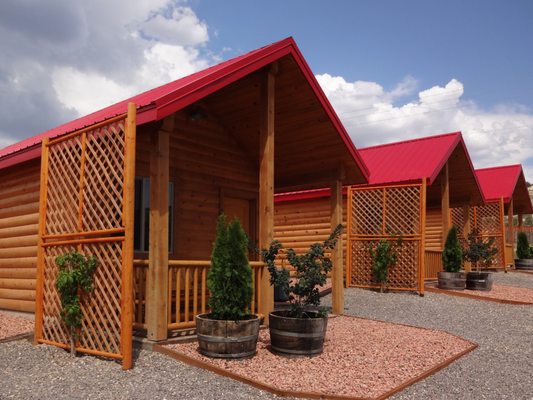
top-left (463, 228), bottom-right (497, 290)
top-left (515, 232), bottom-right (533, 270)
top-left (262, 224), bottom-right (342, 356)
top-left (55, 252), bottom-right (98, 356)
top-left (438, 226), bottom-right (466, 290)
top-left (195, 214), bottom-right (260, 358)
top-left (369, 237), bottom-right (402, 293)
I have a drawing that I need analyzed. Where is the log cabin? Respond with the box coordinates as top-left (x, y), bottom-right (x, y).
top-left (0, 37), bottom-right (370, 360)
top-left (274, 131), bottom-right (485, 291)
top-left (456, 165), bottom-right (533, 268)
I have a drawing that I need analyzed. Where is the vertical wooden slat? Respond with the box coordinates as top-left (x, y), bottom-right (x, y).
top-left (250, 267), bottom-right (256, 314)
top-left (346, 188), bottom-right (353, 287)
top-left (185, 268), bottom-right (190, 323)
top-left (175, 269), bottom-right (181, 324)
top-left (258, 67), bottom-right (275, 325)
top-left (193, 267), bottom-right (198, 318)
top-left (501, 197), bottom-right (510, 269)
top-left (441, 162), bottom-right (450, 248)
top-left (463, 205), bottom-right (472, 272)
top-left (146, 116), bottom-right (172, 341)
top-left (121, 102), bottom-right (136, 370)
top-left (34, 138), bottom-right (50, 343)
top-left (381, 188), bottom-right (386, 234)
top-left (167, 268), bottom-right (173, 324)
top-left (201, 267), bottom-right (206, 314)
top-left (419, 179), bottom-right (427, 295)
top-left (331, 179), bottom-right (344, 315)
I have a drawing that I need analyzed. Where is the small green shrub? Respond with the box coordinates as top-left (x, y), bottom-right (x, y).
top-left (463, 228), bottom-right (498, 271)
top-left (207, 214), bottom-right (253, 321)
top-left (442, 226), bottom-right (463, 272)
top-left (370, 237), bottom-right (402, 293)
top-left (55, 252), bottom-right (98, 356)
top-left (262, 224), bottom-right (342, 318)
top-left (516, 232), bottom-right (530, 259)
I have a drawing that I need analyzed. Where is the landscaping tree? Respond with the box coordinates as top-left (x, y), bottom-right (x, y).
top-left (462, 228), bottom-right (498, 271)
top-left (55, 252), bottom-right (98, 356)
top-left (442, 226), bottom-right (463, 272)
top-left (516, 232), bottom-right (531, 260)
top-left (207, 214), bottom-right (253, 320)
top-left (370, 237), bottom-right (402, 293)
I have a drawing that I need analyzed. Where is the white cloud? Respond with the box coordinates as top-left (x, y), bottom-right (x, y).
top-left (317, 74), bottom-right (533, 181)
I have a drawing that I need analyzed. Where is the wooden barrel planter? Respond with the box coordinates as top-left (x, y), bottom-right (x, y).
top-left (465, 272), bottom-right (493, 291)
top-left (437, 272), bottom-right (466, 290)
top-left (269, 310), bottom-right (327, 356)
top-left (515, 259), bottom-right (533, 270)
top-left (195, 314), bottom-right (260, 358)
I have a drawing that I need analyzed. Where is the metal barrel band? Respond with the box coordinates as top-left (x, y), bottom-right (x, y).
top-left (196, 333), bottom-right (258, 343)
top-left (270, 344), bottom-right (323, 355)
top-left (269, 328), bottom-right (325, 338)
top-left (199, 349), bottom-right (257, 358)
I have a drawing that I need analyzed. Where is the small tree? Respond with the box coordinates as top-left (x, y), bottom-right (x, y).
top-left (262, 224), bottom-right (342, 318)
top-left (463, 228), bottom-right (498, 271)
top-left (369, 237), bottom-right (402, 293)
top-left (442, 226), bottom-right (463, 272)
top-left (516, 232), bottom-right (531, 259)
top-left (207, 214), bottom-right (253, 320)
top-left (55, 252), bottom-right (98, 356)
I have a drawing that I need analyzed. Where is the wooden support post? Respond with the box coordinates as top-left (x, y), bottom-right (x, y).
top-left (121, 103), bottom-right (137, 369)
top-left (331, 179), bottom-right (344, 315)
top-left (463, 205), bottom-right (471, 272)
top-left (146, 116), bottom-right (173, 341)
top-left (508, 198), bottom-right (514, 262)
top-left (258, 67), bottom-right (275, 325)
top-left (518, 214), bottom-right (523, 227)
top-left (441, 162), bottom-right (450, 249)
top-left (419, 178), bottom-right (427, 296)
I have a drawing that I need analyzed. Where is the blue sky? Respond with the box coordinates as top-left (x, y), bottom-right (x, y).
top-left (0, 0), bottom-right (532, 179)
top-left (195, 0), bottom-right (533, 110)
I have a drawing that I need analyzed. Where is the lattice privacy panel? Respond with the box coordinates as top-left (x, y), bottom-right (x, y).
top-left (35, 110), bottom-right (135, 369)
top-left (347, 183), bottom-right (425, 292)
top-left (450, 201), bottom-right (505, 268)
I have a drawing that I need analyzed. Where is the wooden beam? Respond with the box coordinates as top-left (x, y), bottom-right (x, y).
top-left (331, 179), bottom-right (344, 315)
top-left (463, 205), bottom-right (471, 272)
top-left (146, 115), bottom-right (173, 341)
top-left (258, 68), bottom-right (275, 325)
top-left (518, 213), bottom-right (523, 227)
top-left (508, 198), bottom-right (514, 247)
top-left (441, 162), bottom-right (450, 249)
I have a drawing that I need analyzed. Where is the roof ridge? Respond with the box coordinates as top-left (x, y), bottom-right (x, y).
top-left (475, 164), bottom-right (522, 172)
top-left (359, 131), bottom-right (461, 152)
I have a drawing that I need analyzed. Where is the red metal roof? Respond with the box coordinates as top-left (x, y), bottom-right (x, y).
top-left (0, 37), bottom-right (369, 180)
top-left (275, 131), bottom-right (481, 203)
top-left (475, 165), bottom-right (533, 214)
top-left (360, 132), bottom-right (461, 185)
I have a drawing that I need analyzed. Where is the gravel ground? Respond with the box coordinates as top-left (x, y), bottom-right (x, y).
top-left (323, 272), bottom-right (533, 399)
top-left (166, 316), bottom-right (472, 399)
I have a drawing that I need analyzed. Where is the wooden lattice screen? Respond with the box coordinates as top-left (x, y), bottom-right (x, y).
top-left (451, 199), bottom-right (505, 269)
top-left (34, 104), bottom-right (136, 369)
top-left (347, 181), bottom-right (426, 293)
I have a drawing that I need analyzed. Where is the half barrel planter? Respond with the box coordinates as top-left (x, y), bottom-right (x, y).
top-left (196, 314), bottom-right (260, 358)
top-left (269, 310), bottom-right (327, 356)
top-left (465, 271), bottom-right (493, 291)
top-left (437, 271), bottom-right (467, 290)
top-left (515, 259), bottom-right (533, 270)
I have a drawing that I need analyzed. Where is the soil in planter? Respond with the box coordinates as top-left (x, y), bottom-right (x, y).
top-left (269, 310), bottom-right (327, 356)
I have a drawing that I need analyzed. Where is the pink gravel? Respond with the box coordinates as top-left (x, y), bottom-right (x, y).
top-left (0, 312), bottom-right (34, 341)
top-left (164, 316), bottom-right (474, 399)
top-left (457, 284), bottom-right (533, 303)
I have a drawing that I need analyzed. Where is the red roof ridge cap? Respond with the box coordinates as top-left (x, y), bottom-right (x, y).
top-left (475, 164), bottom-right (522, 172)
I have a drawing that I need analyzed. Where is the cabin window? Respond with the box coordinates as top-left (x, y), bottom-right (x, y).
top-left (134, 177), bottom-right (174, 253)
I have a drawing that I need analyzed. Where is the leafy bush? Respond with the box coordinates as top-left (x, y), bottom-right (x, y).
top-left (262, 224), bottom-right (342, 318)
top-left (462, 228), bottom-right (498, 271)
top-left (55, 252), bottom-right (98, 355)
top-left (442, 226), bottom-right (463, 272)
top-left (370, 237), bottom-right (402, 293)
top-left (207, 214), bottom-right (253, 320)
top-left (516, 232), bottom-right (531, 259)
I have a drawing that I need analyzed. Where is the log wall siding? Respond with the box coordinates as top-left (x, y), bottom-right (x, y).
top-left (425, 208), bottom-right (443, 250)
top-left (135, 112), bottom-right (259, 261)
top-left (0, 160), bottom-right (40, 312)
top-left (274, 196), bottom-right (347, 277)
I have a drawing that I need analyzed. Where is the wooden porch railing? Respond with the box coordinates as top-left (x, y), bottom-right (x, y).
top-left (133, 260), bottom-right (266, 331)
top-left (424, 250), bottom-right (443, 280)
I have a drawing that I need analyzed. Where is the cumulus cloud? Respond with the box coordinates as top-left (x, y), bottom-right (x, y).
top-left (317, 74), bottom-right (533, 181)
top-left (0, 0), bottom-right (213, 143)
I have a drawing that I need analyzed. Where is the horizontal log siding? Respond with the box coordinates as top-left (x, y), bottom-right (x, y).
top-left (0, 160), bottom-right (40, 312)
top-left (135, 112), bottom-right (259, 261)
top-left (425, 208), bottom-right (443, 251)
top-left (274, 196), bottom-right (347, 278)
